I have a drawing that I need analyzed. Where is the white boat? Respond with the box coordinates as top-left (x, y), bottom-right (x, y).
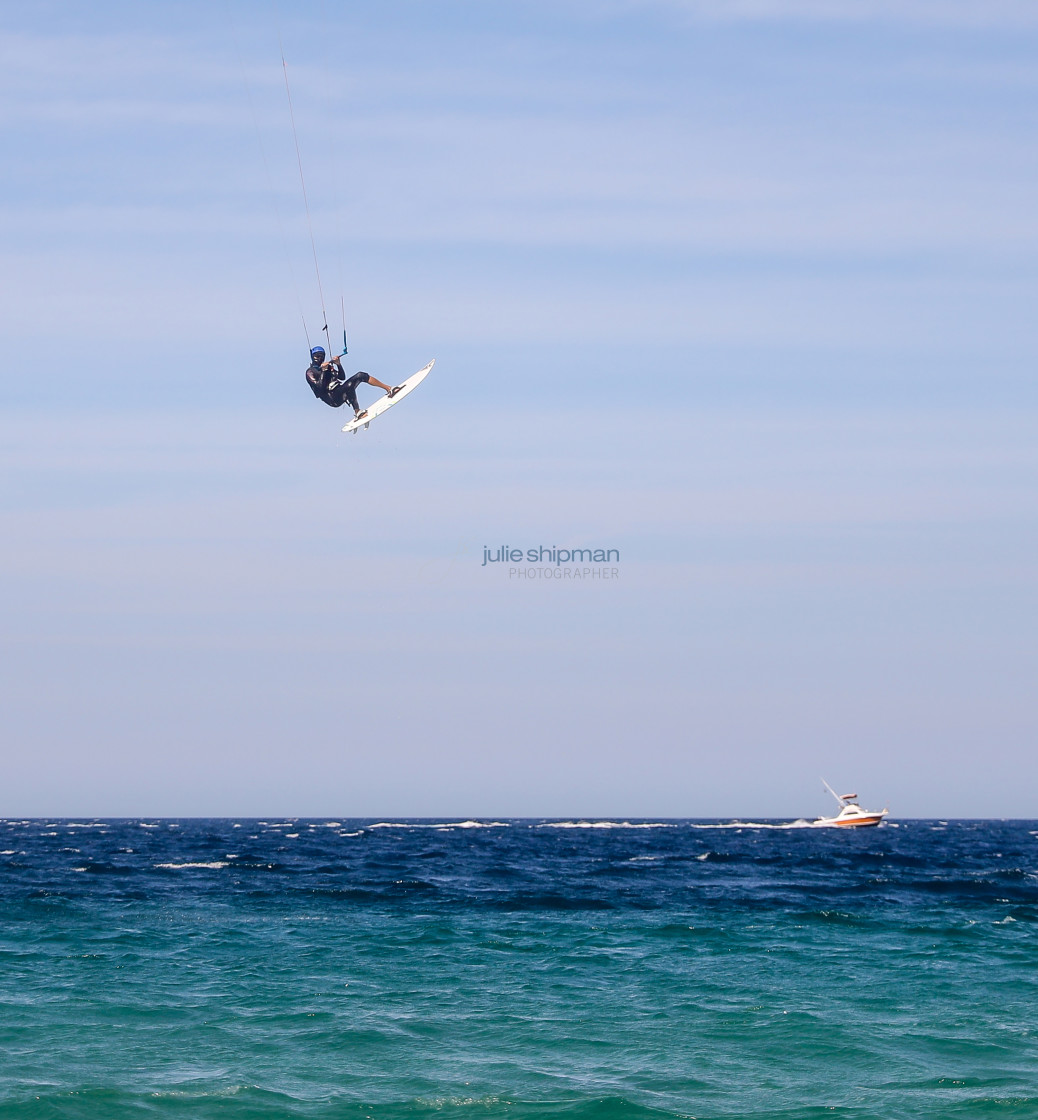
top-left (812, 779), bottom-right (888, 828)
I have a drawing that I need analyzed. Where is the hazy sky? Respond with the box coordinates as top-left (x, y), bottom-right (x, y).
top-left (2, 0), bottom-right (1036, 817)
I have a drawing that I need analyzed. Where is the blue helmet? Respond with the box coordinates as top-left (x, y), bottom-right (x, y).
top-left (310, 345), bottom-right (326, 362)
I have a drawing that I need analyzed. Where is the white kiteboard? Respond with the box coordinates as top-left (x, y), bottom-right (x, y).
top-left (341, 360), bottom-right (434, 434)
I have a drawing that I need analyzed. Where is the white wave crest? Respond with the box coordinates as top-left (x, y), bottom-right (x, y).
top-left (154, 861), bottom-right (228, 870)
top-left (368, 821), bottom-right (510, 830)
top-left (687, 820), bottom-right (814, 830)
top-left (540, 821), bottom-right (674, 829)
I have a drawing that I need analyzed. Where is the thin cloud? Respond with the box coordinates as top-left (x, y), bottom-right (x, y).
top-left (610, 0), bottom-right (1038, 28)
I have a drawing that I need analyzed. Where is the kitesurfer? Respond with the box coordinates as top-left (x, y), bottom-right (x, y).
top-left (305, 346), bottom-right (401, 419)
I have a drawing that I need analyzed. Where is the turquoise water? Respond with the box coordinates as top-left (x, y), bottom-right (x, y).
top-left (1, 819), bottom-right (1036, 1118)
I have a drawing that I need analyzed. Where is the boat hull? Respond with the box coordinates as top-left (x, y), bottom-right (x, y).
top-left (813, 810), bottom-right (888, 828)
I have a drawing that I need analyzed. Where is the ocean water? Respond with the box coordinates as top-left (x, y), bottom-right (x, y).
top-left (1, 819), bottom-right (1036, 1120)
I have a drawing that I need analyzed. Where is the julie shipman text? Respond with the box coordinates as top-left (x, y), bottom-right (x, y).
top-left (483, 546), bottom-right (620, 566)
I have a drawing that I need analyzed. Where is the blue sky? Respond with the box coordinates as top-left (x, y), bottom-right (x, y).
top-left (2, 0), bottom-right (1036, 816)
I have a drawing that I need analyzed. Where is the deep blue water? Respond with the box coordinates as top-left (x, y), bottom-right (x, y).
top-left (1, 819), bottom-right (1036, 1119)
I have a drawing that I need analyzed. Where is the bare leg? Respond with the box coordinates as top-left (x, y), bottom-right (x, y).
top-left (374, 376), bottom-right (406, 399)
top-left (352, 374), bottom-right (398, 418)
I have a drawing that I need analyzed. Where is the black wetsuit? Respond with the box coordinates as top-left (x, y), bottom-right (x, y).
top-left (306, 362), bottom-right (371, 410)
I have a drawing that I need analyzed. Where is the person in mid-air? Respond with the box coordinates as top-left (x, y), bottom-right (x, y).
top-left (305, 346), bottom-right (401, 420)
